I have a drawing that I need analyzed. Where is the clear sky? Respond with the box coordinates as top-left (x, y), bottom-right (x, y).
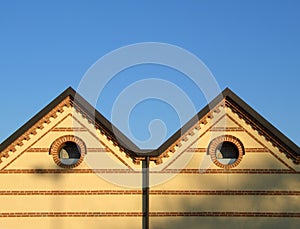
top-left (0, 1), bottom-right (299, 148)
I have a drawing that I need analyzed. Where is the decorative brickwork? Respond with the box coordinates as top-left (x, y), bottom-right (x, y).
top-left (208, 135), bottom-right (244, 169)
top-left (52, 127), bottom-right (88, 132)
top-left (162, 114), bottom-right (227, 170)
top-left (186, 148), bottom-right (269, 153)
top-left (49, 135), bottom-right (86, 169)
top-left (226, 114), bottom-right (296, 171)
top-left (27, 147), bottom-right (108, 152)
top-left (0, 97), bottom-right (72, 163)
top-left (156, 101), bottom-right (226, 165)
top-left (210, 127), bottom-right (244, 132)
top-left (0, 95), bottom-right (133, 166)
top-left (225, 99), bottom-right (300, 164)
top-left (1, 90), bottom-right (298, 166)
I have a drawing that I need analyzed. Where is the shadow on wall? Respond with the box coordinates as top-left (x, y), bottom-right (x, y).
top-left (28, 166), bottom-right (299, 229)
top-left (33, 166), bottom-right (64, 229)
top-left (150, 172), bottom-right (300, 229)
top-left (151, 216), bottom-right (299, 229)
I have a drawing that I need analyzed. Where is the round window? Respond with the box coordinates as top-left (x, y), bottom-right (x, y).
top-left (215, 141), bottom-right (239, 165)
top-left (59, 141), bottom-right (81, 165)
top-left (208, 135), bottom-right (244, 169)
top-left (50, 135), bottom-right (86, 168)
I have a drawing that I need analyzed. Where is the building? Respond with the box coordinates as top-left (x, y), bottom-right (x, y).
top-left (0, 87), bottom-right (299, 229)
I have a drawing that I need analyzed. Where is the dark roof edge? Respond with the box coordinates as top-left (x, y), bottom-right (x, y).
top-left (0, 87), bottom-right (140, 154)
top-left (149, 88), bottom-right (226, 156)
top-left (223, 88), bottom-right (300, 156)
top-left (153, 87), bottom-right (300, 157)
top-left (1, 87), bottom-right (299, 160)
top-left (71, 88), bottom-right (141, 153)
top-left (0, 87), bottom-right (74, 152)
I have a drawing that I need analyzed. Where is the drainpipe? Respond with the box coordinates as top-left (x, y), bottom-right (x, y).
top-left (142, 156), bottom-right (150, 229)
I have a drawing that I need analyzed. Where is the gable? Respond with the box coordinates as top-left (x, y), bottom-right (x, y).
top-left (159, 106), bottom-right (297, 171)
top-left (0, 93), bottom-right (139, 171)
top-left (150, 94), bottom-right (300, 172)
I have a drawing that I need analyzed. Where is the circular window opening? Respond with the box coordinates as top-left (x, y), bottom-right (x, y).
top-left (208, 135), bottom-right (244, 169)
top-left (50, 135), bottom-right (86, 168)
top-left (215, 141), bottom-right (239, 165)
top-left (59, 141), bottom-right (81, 165)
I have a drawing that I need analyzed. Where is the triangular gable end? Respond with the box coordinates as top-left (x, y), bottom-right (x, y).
top-left (151, 88), bottom-right (300, 168)
top-left (0, 87), bottom-right (141, 170)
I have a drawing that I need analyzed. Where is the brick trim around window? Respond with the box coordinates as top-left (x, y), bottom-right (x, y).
top-left (49, 135), bottom-right (86, 169)
top-left (208, 135), bottom-right (244, 169)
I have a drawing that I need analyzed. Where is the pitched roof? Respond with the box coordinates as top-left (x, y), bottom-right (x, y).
top-left (153, 88), bottom-right (300, 164)
top-left (0, 87), bottom-right (140, 160)
top-left (0, 87), bottom-right (299, 165)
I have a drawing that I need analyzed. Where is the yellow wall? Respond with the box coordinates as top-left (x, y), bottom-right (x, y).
top-left (0, 103), bottom-right (299, 229)
top-left (0, 106), bottom-right (142, 229)
top-left (148, 106), bottom-right (300, 228)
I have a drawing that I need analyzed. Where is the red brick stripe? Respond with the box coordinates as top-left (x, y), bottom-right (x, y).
top-left (244, 148), bottom-right (270, 153)
top-left (27, 148), bottom-right (49, 152)
top-left (26, 147), bottom-right (270, 157)
top-left (87, 148), bottom-right (109, 152)
top-left (27, 148), bottom-right (108, 152)
top-left (0, 190), bottom-right (142, 195)
top-left (150, 212), bottom-right (300, 217)
top-left (210, 127), bottom-right (244, 132)
top-left (164, 169), bottom-right (299, 174)
top-left (186, 148), bottom-right (269, 153)
top-left (162, 114), bottom-right (227, 170)
top-left (0, 212), bottom-right (299, 217)
top-left (52, 127), bottom-right (87, 132)
top-left (0, 212), bottom-right (142, 217)
top-left (0, 190), bottom-right (298, 196)
top-left (0, 169), bottom-right (299, 174)
top-left (226, 115), bottom-right (296, 170)
top-left (150, 190), bottom-right (300, 195)
top-left (0, 169), bottom-right (134, 174)
top-left (186, 148), bottom-right (207, 152)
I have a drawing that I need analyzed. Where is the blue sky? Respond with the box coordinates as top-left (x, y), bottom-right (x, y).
top-left (0, 1), bottom-right (299, 148)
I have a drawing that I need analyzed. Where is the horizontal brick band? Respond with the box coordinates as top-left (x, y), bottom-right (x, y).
top-left (0, 190), bottom-right (298, 196)
top-left (52, 127), bottom-right (88, 132)
top-left (169, 169), bottom-right (298, 174)
top-left (87, 148), bottom-right (109, 152)
top-left (0, 169), bottom-right (298, 174)
top-left (27, 147), bottom-right (269, 154)
top-left (210, 127), bottom-right (244, 132)
top-left (150, 212), bottom-right (300, 217)
top-left (244, 148), bottom-right (270, 153)
top-left (27, 148), bottom-right (49, 152)
top-left (0, 212), bottom-right (142, 217)
top-left (0, 212), bottom-right (299, 218)
top-left (27, 148), bottom-right (108, 153)
top-left (0, 190), bottom-right (142, 195)
top-left (186, 148), bottom-right (207, 152)
top-left (150, 190), bottom-right (300, 196)
top-left (0, 169), bottom-right (133, 174)
top-left (186, 148), bottom-right (269, 153)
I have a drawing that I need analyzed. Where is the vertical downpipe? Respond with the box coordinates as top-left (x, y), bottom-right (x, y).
top-left (142, 157), bottom-right (150, 229)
